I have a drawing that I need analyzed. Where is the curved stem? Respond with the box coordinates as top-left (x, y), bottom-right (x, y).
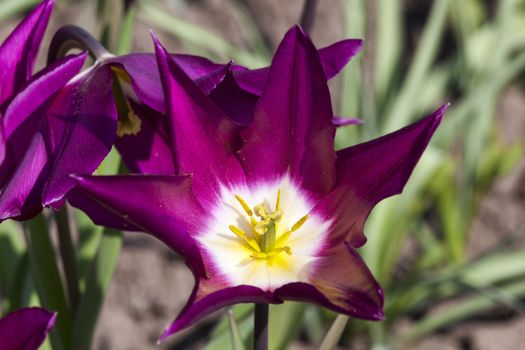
top-left (47, 24), bottom-right (111, 64)
top-left (253, 303), bottom-right (269, 350)
top-left (299, 0), bottom-right (319, 33)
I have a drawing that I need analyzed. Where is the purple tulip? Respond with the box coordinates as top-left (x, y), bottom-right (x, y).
top-left (72, 25), bottom-right (448, 342)
top-left (0, 0), bottom-right (92, 220)
top-left (108, 37), bottom-right (364, 174)
top-left (0, 307), bottom-right (56, 350)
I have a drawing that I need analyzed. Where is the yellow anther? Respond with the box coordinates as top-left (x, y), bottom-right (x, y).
top-left (275, 189), bottom-right (281, 210)
top-left (229, 225), bottom-right (261, 252)
top-left (292, 214), bottom-right (309, 232)
top-left (234, 195), bottom-right (253, 216)
top-left (117, 110), bottom-right (142, 137)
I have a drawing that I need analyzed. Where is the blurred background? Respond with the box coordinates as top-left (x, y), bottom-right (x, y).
top-left (1, 0), bottom-right (525, 349)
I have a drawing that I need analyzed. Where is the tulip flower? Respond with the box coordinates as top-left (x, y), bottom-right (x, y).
top-left (110, 36), bottom-right (363, 174)
top-left (0, 0), bottom-right (93, 220)
top-left (0, 307), bottom-right (56, 350)
top-left (72, 25), bottom-right (447, 342)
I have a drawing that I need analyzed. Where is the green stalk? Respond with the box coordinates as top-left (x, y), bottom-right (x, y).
top-left (253, 304), bottom-right (269, 350)
top-left (319, 315), bottom-right (349, 350)
top-left (73, 228), bottom-right (123, 350)
top-left (55, 207), bottom-right (81, 315)
top-left (25, 214), bottom-right (72, 350)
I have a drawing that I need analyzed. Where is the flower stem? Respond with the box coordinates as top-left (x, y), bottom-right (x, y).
top-left (299, 0), bottom-right (319, 33)
top-left (47, 24), bottom-right (111, 64)
top-left (55, 206), bottom-right (80, 315)
top-left (319, 314), bottom-right (349, 350)
top-left (253, 303), bottom-right (269, 350)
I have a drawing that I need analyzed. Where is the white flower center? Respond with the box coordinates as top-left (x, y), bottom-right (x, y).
top-left (198, 177), bottom-right (331, 290)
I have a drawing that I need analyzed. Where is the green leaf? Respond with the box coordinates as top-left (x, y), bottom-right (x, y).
top-left (24, 215), bottom-right (72, 350)
top-left (73, 228), bottom-right (123, 350)
top-left (115, 4), bottom-right (136, 55)
top-left (269, 302), bottom-right (305, 350)
top-left (0, 0), bottom-right (40, 22)
top-left (138, 0), bottom-right (267, 67)
top-left (383, 0), bottom-right (451, 131)
top-left (374, 0), bottom-right (402, 103)
top-left (205, 304), bottom-right (253, 350)
top-left (0, 220), bottom-right (25, 302)
top-left (398, 279), bottom-right (525, 345)
top-left (336, 0), bottom-right (366, 149)
top-left (227, 308), bottom-right (246, 350)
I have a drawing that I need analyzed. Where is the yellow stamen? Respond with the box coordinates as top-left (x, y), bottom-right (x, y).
top-left (292, 214), bottom-right (310, 232)
top-left (229, 225), bottom-right (261, 252)
top-left (235, 195), bottom-right (253, 216)
top-left (276, 214), bottom-right (310, 246)
top-left (250, 251), bottom-right (268, 259)
top-left (268, 246), bottom-right (292, 257)
top-left (229, 190), bottom-right (309, 261)
top-left (276, 230), bottom-right (292, 245)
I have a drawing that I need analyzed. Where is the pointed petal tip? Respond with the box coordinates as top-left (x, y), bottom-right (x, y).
top-left (149, 31), bottom-right (165, 53)
top-left (157, 324), bottom-right (174, 345)
top-left (428, 102), bottom-right (450, 128)
top-left (47, 312), bottom-right (58, 331)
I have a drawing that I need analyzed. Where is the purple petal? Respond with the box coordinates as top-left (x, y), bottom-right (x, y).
top-left (318, 39), bottom-right (363, 79)
top-left (159, 278), bottom-right (276, 342)
top-left (233, 38), bottom-right (363, 96)
top-left (238, 26), bottom-right (336, 196)
top-left (3, 54), bottom-right (87, 163)
top-left (332, 115), bottom-right (362, 127)
top-left (0, 125), bottom-right (49, 221)
top-left (72, 174), bottom-right (206, 276)
top-left (315, 104), bottom-right (448, 248)
top-left (42, 64), bottom-right (118, 208)
top-left (276, 243), bottom-right (383, 321)
top-left (0, 54), bottom-right (86, 221)
top-left (110, 53), bottom-right (222, 113)
top-left (209, 68), bottom-right (259, 126)
top-left (0, 0), bottom-right (54, 107)
top-left (67, 188), bottom-right (140, 231)
top-left (153, 35), bottom-right (244, 204)
top-left (0, 118), bottom-right (5, 169)
top-left (0, 307), bottom-right (56, 350)
top-left (115, 101), bottom-right (175, 174)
